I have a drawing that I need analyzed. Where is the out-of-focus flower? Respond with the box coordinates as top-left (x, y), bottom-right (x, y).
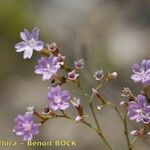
top-left (131, 59), bottom-right (150, 85)
top-left (128, 95), bottom-right (150, 124)
top-left (26, 106), bottom-right (35, 115)
top-left (57, 53), bottom-right (66, 65)
top-left (34, 56), bottom-right (61, 81)
top-left (68, 70), bottom-right (79, 81)
top-left (15, 27), bottom-right (44, 59)
top-left (13, 114), bottom-right (40, 141)
top-left (74, 59), bottom-right (85, 69)
top-left (93, 69), bottom-right (104, 81)
top-left (47, 42), bottom-right (57, 52)
top-left (71, 97), bottom-right (80, 107)
top-left (48, 86), bottom-right (70, 111)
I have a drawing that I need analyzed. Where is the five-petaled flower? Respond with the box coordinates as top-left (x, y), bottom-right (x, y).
top-left (68, 70), bottom-right (79, 81)
top-left (15, 27), bottom-right (44, 59)
top-left (13, 114), bottom-right (40, 141)
top-left (93, 69), bottom-right (104, 81)
top-left (128, 95), bottom-right (150, 124)
top-left (34, 56), bottom-right (61, 81)
top-left (131, 59), bottom-right (150, 85)
top-left (48, 86), bottom-right (70, 111)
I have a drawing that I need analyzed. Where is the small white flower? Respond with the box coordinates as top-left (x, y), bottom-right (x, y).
top-left (93, 69), bottom-right (104, 81)
top-left (68, 70), bottom-right (79, 81)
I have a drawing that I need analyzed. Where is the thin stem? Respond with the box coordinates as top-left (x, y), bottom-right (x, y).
top-left (124, 111), bottom-right (132, 150)
top-left (89, 101), bottom-right (113, 150)
top-left (106, 102), bottom-right (133, 150)
top-left (130, 137), bottom-right (137, 149)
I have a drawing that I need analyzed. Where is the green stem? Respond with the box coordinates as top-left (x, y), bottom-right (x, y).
top-left (89, 101), bottom-right (112, 150)
top-left (124, 111), bottom-right (132, 150)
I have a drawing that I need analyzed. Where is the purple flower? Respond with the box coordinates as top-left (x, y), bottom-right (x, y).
top-left (128, 95), bottom-right (150, 124)
top-left (13, 114), bottom-right (40, 141)
top-left (15, 27), bottom-right (44, 59)
top-left (34, 56), bottom-right (61, 81)
top-left (68, 70), bottom-right (79, 81)
top-left (48, 86), bottom-right (70, 110)
top-left (74, 59), bottom-right (85, 69)
top-left (93, 69), bottom-right (104, 81)
top-left (131, 59), bottom-right (150, 85)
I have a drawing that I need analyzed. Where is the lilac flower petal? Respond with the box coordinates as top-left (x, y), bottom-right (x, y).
top-left (42, 73), bottom-right (53, 81)
top-left (136, 95), bottom-right (146, 107)
top-left (34, 41), bottom-right (44, 51)
top-left (32, 27), bottom-right (39, 40)
top-left (49, 102), bottom-right (59, 110)
top-left (131, 64), bottom-right (140, 73)
top-left (59, 102), bottom-right (70, 110)
top-left (23, 49), bottom-right (33, 59)
top-left (24, 29), bottom-right (32, 40)
top-left (131, 74), bottom-right (142, 82)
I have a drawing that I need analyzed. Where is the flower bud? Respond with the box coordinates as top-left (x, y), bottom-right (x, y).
top-left (130, 130), bottom-right (139, 136)
top-left (71, 97), bottom-right (80, 107)
top-left (47, 42), bottom-right (57, 52)
top-left (119, 101), bottom-right (128, 108)
top-left (57, 53), bottom-right (66, 66)
top-left (71, 97), bottom-right (83, 116)
top-left (26, 106), bottom-right (35, 115)
top-left (97, 105), bottom-right (104, 110)
top-left (92, 88), bottom-right (105, 104)
top-left (74, 59), bottom-right (85, 69)
top-left (107, 72), bottom-right (118, 81)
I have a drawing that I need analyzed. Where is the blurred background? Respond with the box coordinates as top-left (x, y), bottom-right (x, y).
top-left (0, 0), bottom-right (150, 149)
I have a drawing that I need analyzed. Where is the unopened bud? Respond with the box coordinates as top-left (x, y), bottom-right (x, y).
top-left (47, 42), bottom-right (57, 52)
top-left (119, 101), bottom-right (128, 108)
top-left (130, 130), bottom-right (139, 136)
top-left (97, 105), bottom-right (104, 110)
top-left (26, 106), bottom-right (35, 115)
top-left (107, 72), bottom-right (118, 80)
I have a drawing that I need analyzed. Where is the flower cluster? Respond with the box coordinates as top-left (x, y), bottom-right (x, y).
top-left (13, 27), bottom-right (150, 149)
top-left (13, 27), bottom-right (86, 141)
top-left (119, 59), bottom-right (150, 137)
